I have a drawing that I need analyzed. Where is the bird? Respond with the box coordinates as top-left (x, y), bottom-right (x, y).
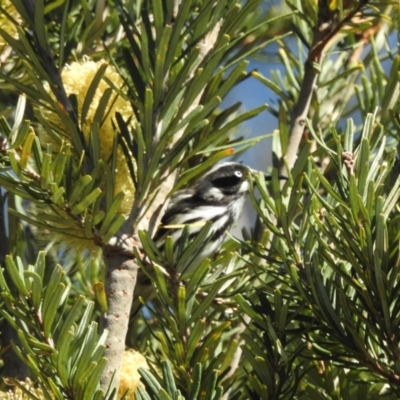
top-left (131, 162), bottom-right (284, 316)
top-left (152, 161), bottom-right (287, 274)
top-left (154, 162), bottom-right (258, 264)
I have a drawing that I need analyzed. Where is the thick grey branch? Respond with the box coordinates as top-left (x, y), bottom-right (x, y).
top-left (100, 253), bottom-right (139, 393)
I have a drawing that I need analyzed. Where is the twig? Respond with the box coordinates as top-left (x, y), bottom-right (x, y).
top-left (282, 60), bottom-right (319, 174)
top-left (280, 1), bottom-right (369, 174)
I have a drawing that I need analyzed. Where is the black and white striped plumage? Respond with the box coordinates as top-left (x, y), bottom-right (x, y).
top-left (153, 162), bottom-right (254, 261)
top-left (133, 162), bottom-right (279, 312)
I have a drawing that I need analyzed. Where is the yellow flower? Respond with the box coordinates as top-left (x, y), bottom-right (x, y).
top-left (38, 60), bottom-right (136, 253)
top-left (49, 60), bottom-right (135, 214)
top-left (118, 349), bottom-right (149, 399)
top-left (0, 0), bottom-right (20, 54)
top-left (0, 378), bottom-right (50, 399)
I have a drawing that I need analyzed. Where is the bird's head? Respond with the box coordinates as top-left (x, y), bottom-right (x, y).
top-left (194, 162), bottom-right (287, 202)
top-left (195, 162), bottom-right (257, 201)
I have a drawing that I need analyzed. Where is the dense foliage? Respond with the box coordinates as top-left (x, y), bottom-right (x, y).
top-left (0, 0), bottom-right (399, 399)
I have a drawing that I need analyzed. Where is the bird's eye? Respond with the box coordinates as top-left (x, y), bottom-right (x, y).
top-left (212, 175), bottom-right (241, 188)
top-left (234, 170), bottom-right (243, 178)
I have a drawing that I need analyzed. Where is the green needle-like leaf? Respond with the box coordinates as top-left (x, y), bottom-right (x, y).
top-left (71, 187), bottom-right (102, 215)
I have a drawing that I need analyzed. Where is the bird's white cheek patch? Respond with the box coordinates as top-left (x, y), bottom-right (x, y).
top-left (207, 187), bottom-right (225, 201)
top-left (239, 181), bottom-right (250, 193)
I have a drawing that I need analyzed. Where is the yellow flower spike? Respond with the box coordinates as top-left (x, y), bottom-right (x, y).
top-left (0, 0), bottom-right (21, 54)
top-left (37, 60), bottom-right (137, 254)
top-left (2, 378), bottom-right (49, 399)
top-left (118, 349), bottom-right (149, 400)
top-left (40, 60), bottom-right (136, 214)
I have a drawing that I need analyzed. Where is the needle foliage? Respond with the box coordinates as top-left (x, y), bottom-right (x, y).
top-left (0, 0), bottom-right (399, 399)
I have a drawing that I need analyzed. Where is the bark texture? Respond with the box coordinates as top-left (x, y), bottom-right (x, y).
top-left (100, 253), bottom-right (139, 393)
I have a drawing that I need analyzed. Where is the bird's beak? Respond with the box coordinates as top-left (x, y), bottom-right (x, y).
top-left (263, 174), bottom-right (288, 181)
top-left (249, 168), bottom-right (288, 181)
